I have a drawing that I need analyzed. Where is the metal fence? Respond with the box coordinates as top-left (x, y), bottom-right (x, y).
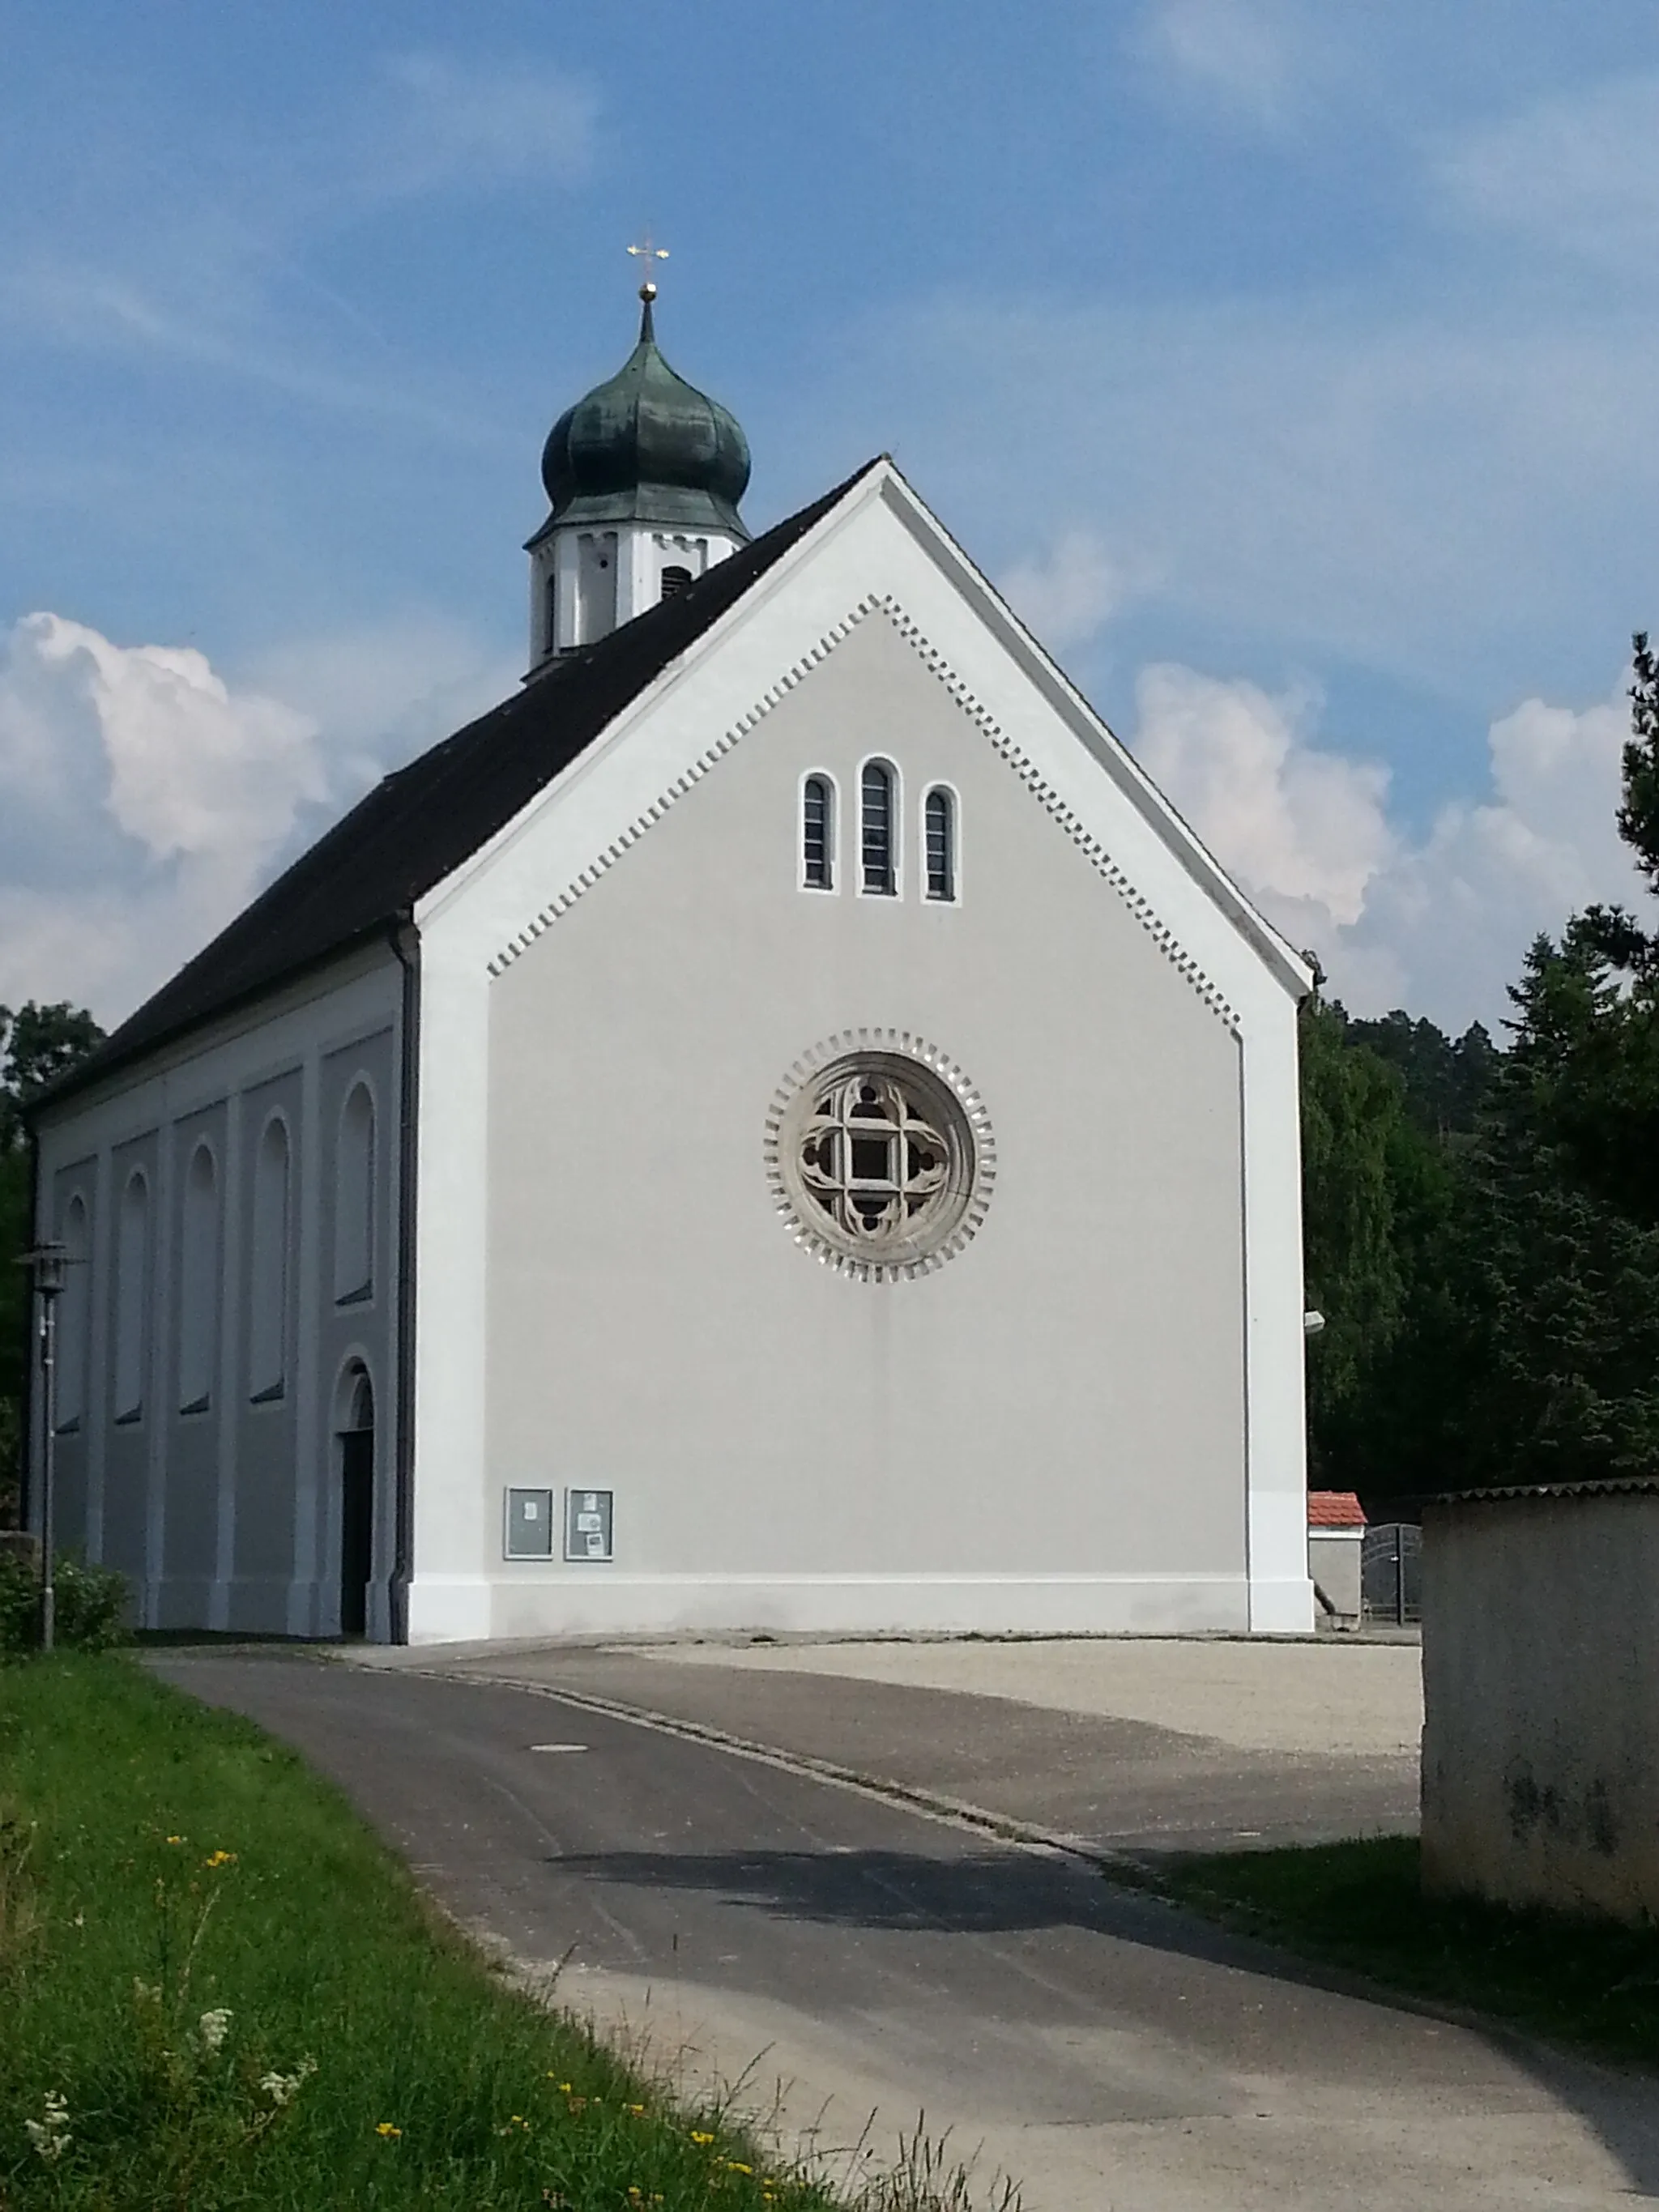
top-left (1362, 1523), bottom-right (1422, 1624)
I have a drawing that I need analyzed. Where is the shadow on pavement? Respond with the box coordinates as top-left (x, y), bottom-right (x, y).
top-left (547, 1840), bottom-right (1659, 2197)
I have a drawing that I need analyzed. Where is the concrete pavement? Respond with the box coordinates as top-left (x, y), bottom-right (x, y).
top-left (150, 1652), bottom-right (1659, 2210)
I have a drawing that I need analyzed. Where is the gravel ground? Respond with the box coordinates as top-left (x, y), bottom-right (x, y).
top-left (635, 1634), bottom-right (1424, 1759)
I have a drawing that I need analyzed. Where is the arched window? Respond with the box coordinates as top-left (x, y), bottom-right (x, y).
top-left (113, 1171), bottom-right (150, 1423)
top-left (660, 564), bottom-right (693, 600)
top-left (334, 1083), bottom-right (375, 1305)
top-left (802, 774), bottom-right (835, 890)
top-left (249, 1116), bottom-right (290, 1402)
top-left (178, 1144), bottom-right (220, 1413)
top-left (544, 569), bottom-right (559, 658)
top-left (56, 1193), bottom-right (90, 1433)
top-left (924, 787), bottom-right (957, 903)
top-left (860, 760), bottom-right (897, 897)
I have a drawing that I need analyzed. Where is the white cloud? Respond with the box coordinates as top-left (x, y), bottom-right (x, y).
top-left (999, 530), bottom-right (1137, 649)
top-left (1132, 0), bottom-right (1315, 126)
top-left (1437, 73), bottom-right (1659, 267)
top-left (0, 612), bottom-right (514, 1025)
top-left (840, 290), bottom-right (1659, 713)
top-left (360, 53), bottom-right (598, 200)
top-left (1133, 663), bottom-right (1394, 927)
top-left (1129, 661), bottom-right (1638, 1029)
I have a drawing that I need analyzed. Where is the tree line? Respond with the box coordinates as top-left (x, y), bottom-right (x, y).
top-left (5, 643), bottom-right (1659, 1520)
top-left (1305, 636), bottom-right (1659, 1502)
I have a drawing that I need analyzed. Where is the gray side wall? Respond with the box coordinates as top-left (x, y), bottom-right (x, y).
top-left (30, 953), bottom-right (404, 1638)
top-left (1421, 1491), bottom-right (1659, 1921)
top-left (482, 609), bottom-right (1248, 1630)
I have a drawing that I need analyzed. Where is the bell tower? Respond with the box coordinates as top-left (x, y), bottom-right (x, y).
top-left (526, 251), bottom-right (751, 671)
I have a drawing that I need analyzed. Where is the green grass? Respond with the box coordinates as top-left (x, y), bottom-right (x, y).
top-left (0, 1656), bottom-right (959, 2212)
top-left (1155, 1835), bottom-right (1659, 2069)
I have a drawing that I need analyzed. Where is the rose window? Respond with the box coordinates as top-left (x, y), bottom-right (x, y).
top-left (770, 1044), bottom-right (989, 1273)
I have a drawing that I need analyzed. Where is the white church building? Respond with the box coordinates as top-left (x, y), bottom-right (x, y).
top-left (29, 287), bottom-right (1316, 1645)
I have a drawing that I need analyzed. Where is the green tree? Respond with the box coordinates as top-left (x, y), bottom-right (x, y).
top-left (1299, 997), bottom-right (1456, 1483)
top-left (0, 1001), bottom-right (104, 1524)
top-left (1435, 933), bottom-right (1659, 1485)
top-left (1343, 1008), bottom-right (1499, 1140)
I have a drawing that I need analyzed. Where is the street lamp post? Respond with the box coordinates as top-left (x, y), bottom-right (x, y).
top-left (21, 1241), bottom-right (69, 1653)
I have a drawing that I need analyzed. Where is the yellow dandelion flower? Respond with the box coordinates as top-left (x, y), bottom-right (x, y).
top-left (203, 1849), bottom-right (237, 1869)
top-left (726, 2161), bottom-right (753, 2175)
top-left (375, 2121), bottom-right (401, 2139)
top-left (164, 1835), bottom-right (185, 1846)
top-left (626, 2102), bottom-right (646, 2116)
top-left (690, 2129), bottom-right (716, 2146)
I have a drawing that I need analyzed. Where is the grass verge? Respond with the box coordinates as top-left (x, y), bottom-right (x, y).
top-left (1156, 1835), bottom-right (1659, 2069)
top-left (0, 1655), bottom-right (1009, 2210)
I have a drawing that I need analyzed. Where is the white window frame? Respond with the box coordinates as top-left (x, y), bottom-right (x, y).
top-left (799, 769), bottom-right (839, 893)
top-left (920, 782), bottom-right (962, 906)
top-left (856, 754), bottom-right (902, 900)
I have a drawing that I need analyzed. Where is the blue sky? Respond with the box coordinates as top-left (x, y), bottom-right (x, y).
top-left (3, 1), bottom-right (1659, 1027)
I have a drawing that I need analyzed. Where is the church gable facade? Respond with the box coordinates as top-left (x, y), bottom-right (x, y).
top-left (29, 299), bottom-right (1314, 1644)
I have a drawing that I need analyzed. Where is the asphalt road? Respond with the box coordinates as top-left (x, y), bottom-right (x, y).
top-left (149, 1653), bottom-right (1659, 2212)
top-left (420, 1641), bottom-right (1420, 1856)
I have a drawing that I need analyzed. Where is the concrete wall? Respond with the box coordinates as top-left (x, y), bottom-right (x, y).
top-left (31, 948), bottom-right (405, 1638)
top-left (1421, 1490), bottom-right (1659, 1922)
top-left (1308, 1528), bottom-right (1361, 1621)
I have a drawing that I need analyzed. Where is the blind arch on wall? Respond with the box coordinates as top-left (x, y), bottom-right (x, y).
top-left (178, 1143), bottom-right (220, 1413)
top-left (334, 1083), bottom-right (376, 1305)
top-left (859, 759), bottom-right (897, 897)
top-left (113, 1170), bottom-right (150, 1422)
top-left (249, 1115), bottom-right (291, 1401)
top-left (56, 1192), bottom-right (91, 1432)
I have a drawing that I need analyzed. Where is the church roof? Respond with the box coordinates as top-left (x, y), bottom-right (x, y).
top-left (50, 460), bottom-right (879, 1106)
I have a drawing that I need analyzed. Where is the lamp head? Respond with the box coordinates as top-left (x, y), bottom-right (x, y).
top-left (21, 1242), bottom-right (70, 1298)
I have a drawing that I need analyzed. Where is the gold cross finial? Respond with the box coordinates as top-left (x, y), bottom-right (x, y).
top-left (627, 230), bottom-right (668, 302)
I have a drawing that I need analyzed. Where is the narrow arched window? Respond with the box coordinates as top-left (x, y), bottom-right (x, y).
top-left (113, 1171), bottom-right (150, 1423)
top-left (802, 774), bottom-right (834, 889)
top-left (334, 1084), bottom-right (375, 1305)
top-left (660, 564), bottom-right (693, 600)
top-left (178, 1144), bottom-right (220, 1413)
top-left (860, 760), bottom-right (897, 897)
top-left (544, 569), bottom-right (559, 658)
top-left (56, 1194), bottom-right (90, 1433)
top-left (924, 788), bottom-right (957, 902)
top-left (249, 1116), bottom-right (290, 1402)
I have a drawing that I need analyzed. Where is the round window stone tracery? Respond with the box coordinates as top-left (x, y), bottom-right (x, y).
top-left (768, 1040), bottom-right (993, 1279)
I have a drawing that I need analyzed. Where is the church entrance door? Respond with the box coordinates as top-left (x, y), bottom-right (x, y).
top-left (339, 1370), bottom-right (375, 1638)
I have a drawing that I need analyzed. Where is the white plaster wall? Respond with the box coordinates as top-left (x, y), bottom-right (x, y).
top-left (1421, 1490), bottom-right (1659, 1923)
top-left (30, 948), bottom-right (404, 1636)
top-left (470, 611), bottom-right (1244, 1638)
top-left (409, 465), bottom-right (1311, 1643)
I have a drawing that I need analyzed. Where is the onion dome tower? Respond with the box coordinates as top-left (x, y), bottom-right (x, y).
top-left (526, 263), bottom-right (752, 667)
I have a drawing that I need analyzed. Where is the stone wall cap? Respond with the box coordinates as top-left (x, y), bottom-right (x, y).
top-left (1427, 1477), bottom-right (1659, 1510)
